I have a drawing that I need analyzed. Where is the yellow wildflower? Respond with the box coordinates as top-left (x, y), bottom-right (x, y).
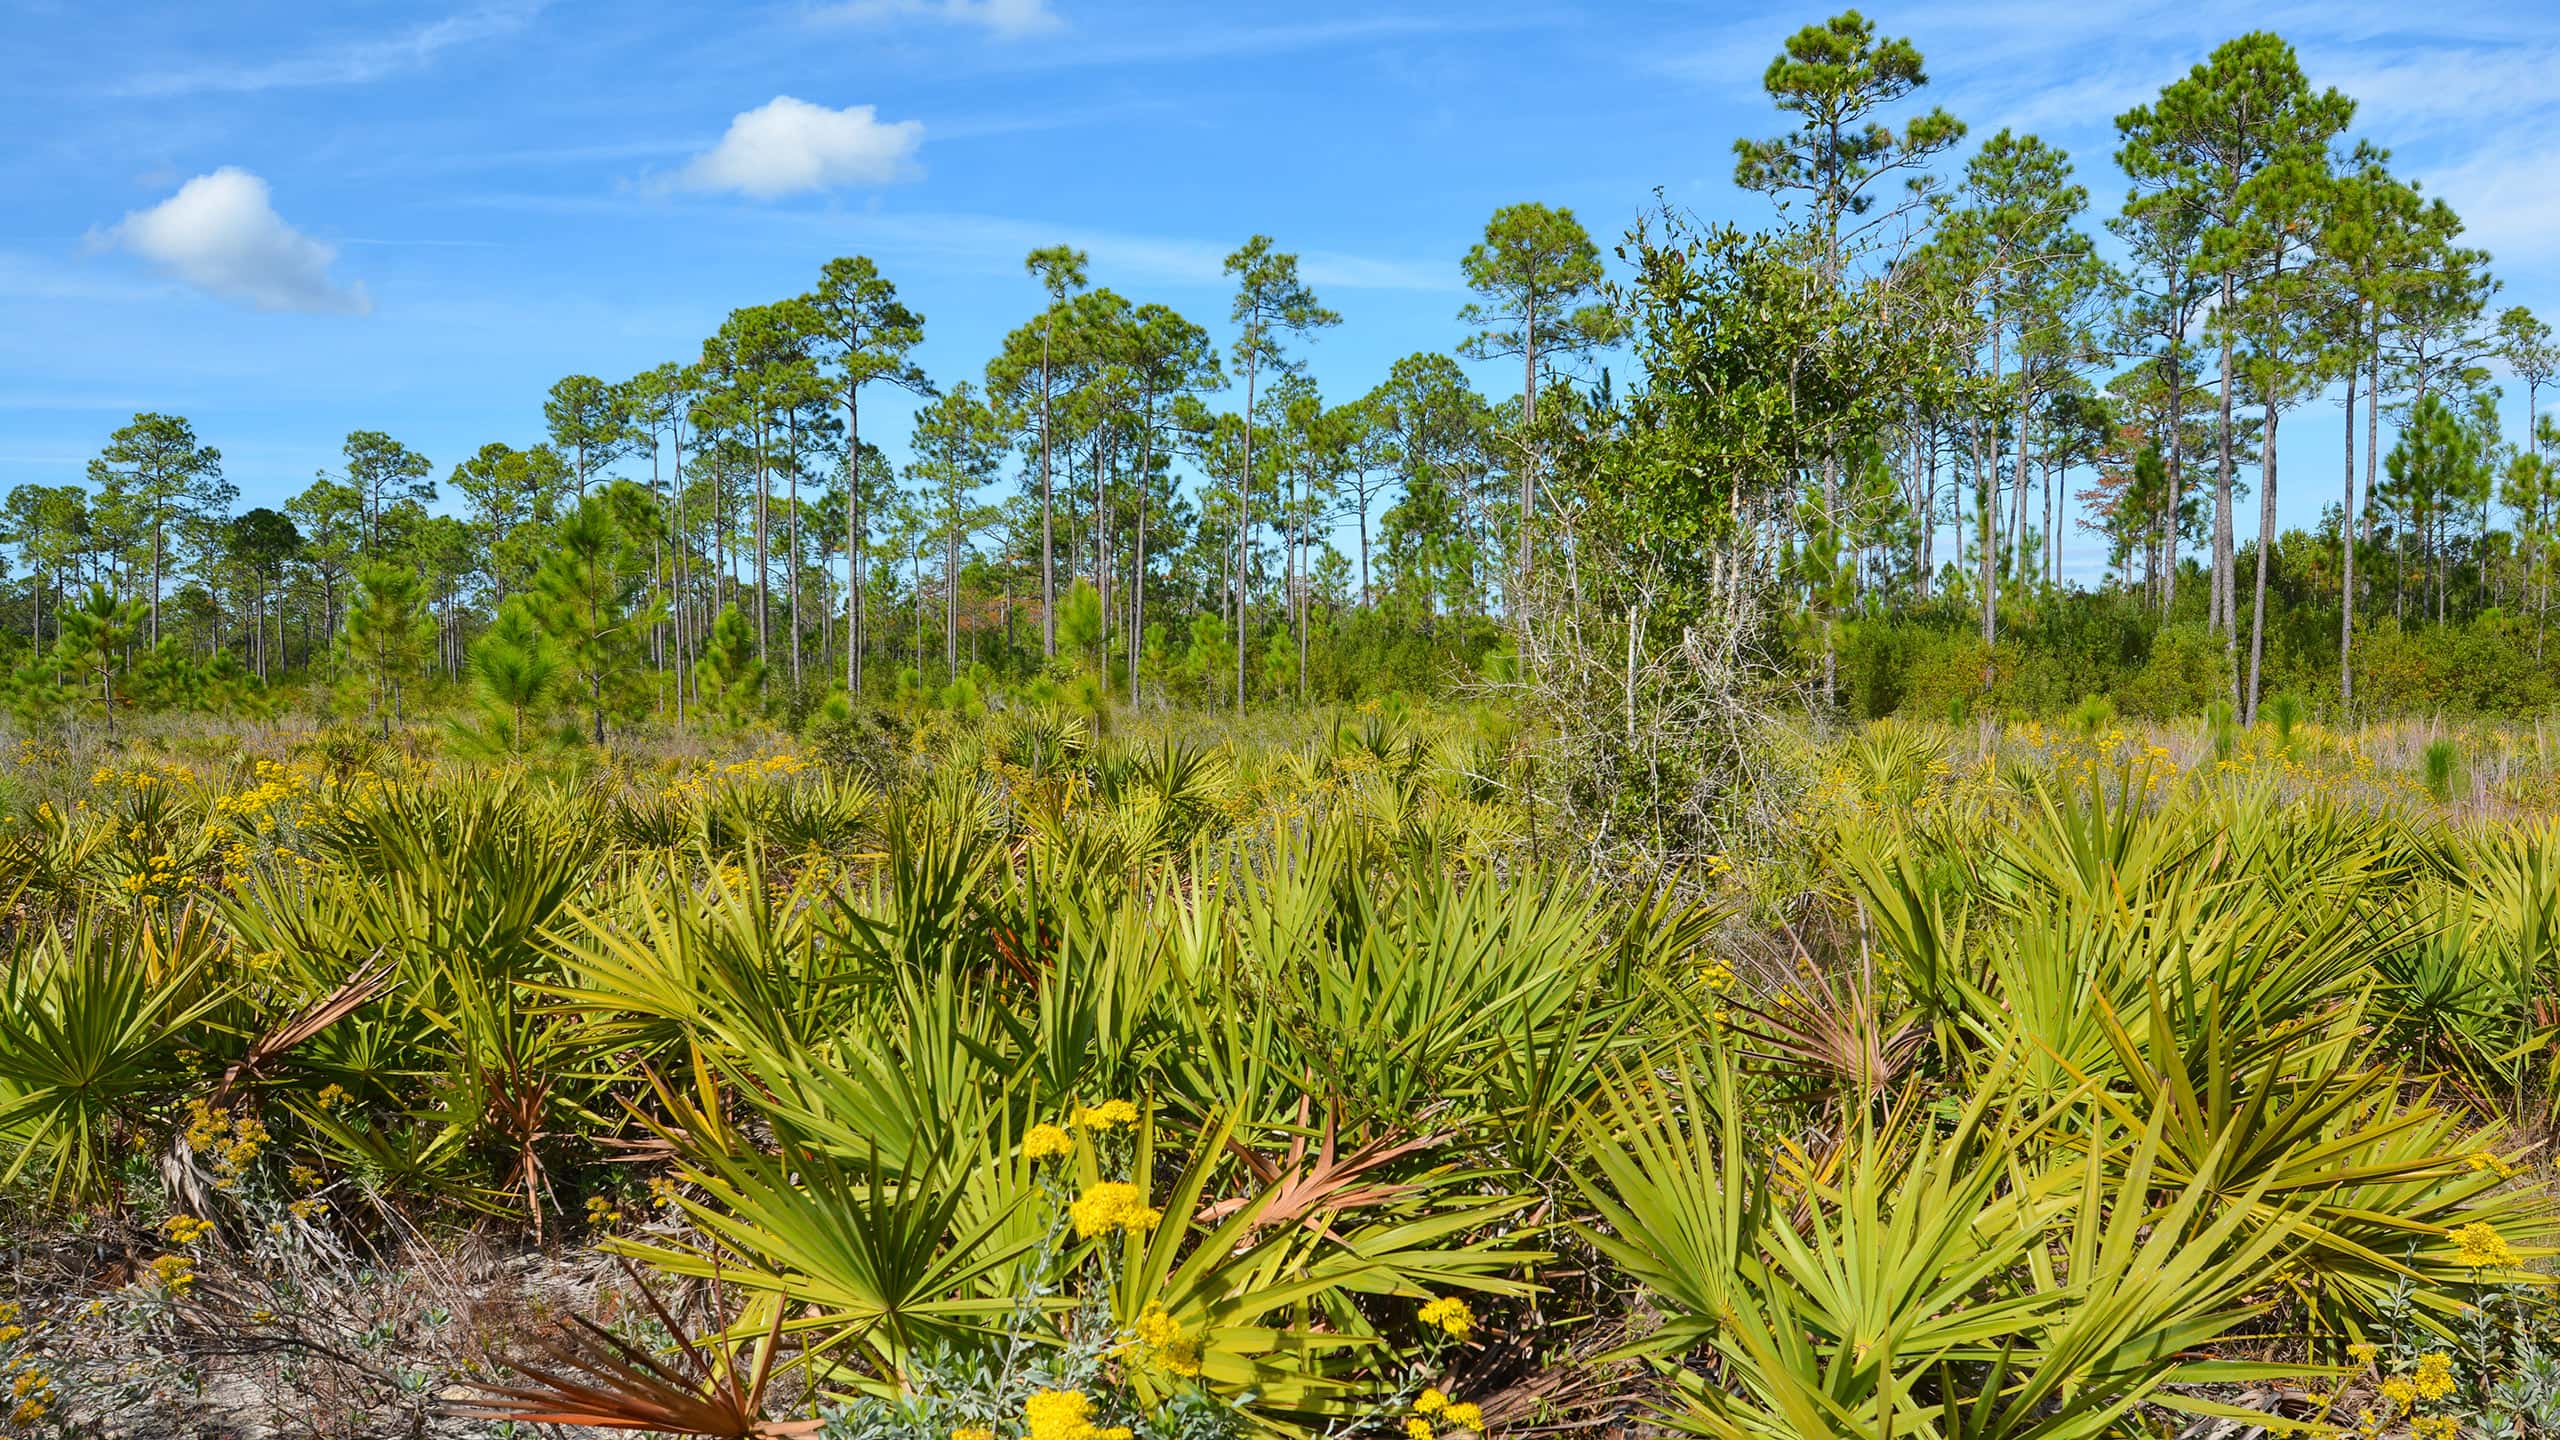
top-left (2411, 1418), bottom-right (2459, 1440)
top-left (1406, 1422), bottom-right (1435, 1440)
top-left (1023, 1123), bottom-right (1076, 1162)
top-left (161, 1214), bottom-right (215, 1245)
top-left (1069, 1182), bottom-right (1163, 1240)
top-left (1126, 1301), bottom-right (1200, 1376)
top-left (1025, 1389), bottom-right (1098, 1440)
top-left (2379, 1376), bottom-right (2417, 1409)
top-left (2347, 1342), bottom-right (2378, 1365)
top-left (2414, 1352), bottom-right (2455, 1401)
top-left (1418, 1295), bottom-right (1475, 1338)
top-left (2452, 1221), bottom-right (2518, 1269)
top-left (147, 1253), bottom-right (197, 1296)
top-left (1073, 1099), bottom-right (1140, 1132)
top-left (953, 1429), bottom-right (997, 1440)
top-left (1414, 1388), bottom-right (1448, 1417)
top-left (1444, 1403), bottom-right (1485, 1432)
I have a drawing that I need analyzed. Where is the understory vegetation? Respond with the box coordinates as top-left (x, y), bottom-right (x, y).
top-left (3, 705), bottom-right (2560, 1439)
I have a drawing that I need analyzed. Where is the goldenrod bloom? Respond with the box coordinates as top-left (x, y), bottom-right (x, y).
top-left (1023, 1123), bottom-right (1075, 1162)
top-left (1073, 1099), bottom-right (1140, 1132)
top-left (2451, 1221), bottom-right (2518, 1269)
top-left (1022, 1390), bottom-right (1128, 1440)
top-left (1418, 1295), bottom-right (1475, 1338)
top-left (1025, 1390), bottom-right (1093, 1440)
top-left (1069, 1182), bottom-right (1162, 1239)
top-left (1127, 1301), bottom-right (1201, 1376)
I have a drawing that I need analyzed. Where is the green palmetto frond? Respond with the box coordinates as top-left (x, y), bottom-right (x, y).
top-left (0, 908), bottom-right (228, 1204)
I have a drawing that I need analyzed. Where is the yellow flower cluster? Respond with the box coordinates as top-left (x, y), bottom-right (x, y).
top-left (2414, 1352), bottom-right (2456, 1401)
top-left (1414, 1387), bottom-right (1485, 1434)
top-left (184, 1099), bottom-right (269, 1188)
top-left (2410, 1417), bottom-right (2460, 1440)
top-left (1023, 1123), bottom-right (1076, 1162)
top-left (8, 1357), bottom-right (54, 1427)
top-left (1417, 1295), bottom-right (1474, 1338)
top-left (161, 1214), bottom-right (215, 1246)
top-left (2452, 1221), bottom-right (2518, 1268)
top-left (316, 1083), bottom-right (352, 1111)
top-left (953, 1428), bottom-right (997, 1440)
top-left (1074, 1099), bottom-right (1140, 1132)
top-left (91, 759), bottom-right (197, 791)
top-left (585, 1195), bottom-right (623, 1228)
top-left (215, 760), bottom-right (311, 829)
top-left (119, 848), bottom-right (201, 900)
top-left (287, 1197), bottom-right (328, 1222)
top-left (1025, 1099), bottom-right (1142, 1162)
top-left (147, 1253), bottom-right (197, 1295)
top-left (1023, 1389), bottom-right (1131, 1440)
top-left (1124, 1301), bottom-right (1200, 1376)
top-left (1069, 1182), bottom-right (1163, 1240)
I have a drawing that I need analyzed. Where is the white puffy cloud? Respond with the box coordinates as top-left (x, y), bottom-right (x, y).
top-left (677, 96), bottom-right (923, 198)
top-left (822, 0), bottom-right (1061, 41)
top-left (94, 168), bottom-right (370, 314)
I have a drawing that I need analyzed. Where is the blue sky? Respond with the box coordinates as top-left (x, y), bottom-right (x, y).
top-left (6, 0), bottom-right (2557, 579)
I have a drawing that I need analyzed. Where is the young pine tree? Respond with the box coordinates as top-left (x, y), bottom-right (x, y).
top-left (47, 584), bottom-right (148, 736)
top-left (469, 597), bottom-right (559, 752)
top-left (693, 602), bottom-right (767, 729)
top-left (345, 562), bottom-right (437, 734)
top-left (531, 495), bottom-right (659, 746)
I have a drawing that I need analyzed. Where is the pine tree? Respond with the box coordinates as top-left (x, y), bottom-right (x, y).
top-left (693, 601), bottom-right (766, 728)
top-left (470, 597), bottom-right (559, 751)
top-left (345, 561), bottom-right (435, 733)
top-left (805, 256), bottom-right (930, 697)
top-left (1458, 203), bottom-right (1624, 602)
top-left (45, 584), bottom-right (147, 736)
top-left (531, 493), bottom-right (659, 746)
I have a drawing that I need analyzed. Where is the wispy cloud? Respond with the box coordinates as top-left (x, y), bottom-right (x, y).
top-left (2304, 42), bottom-right (2560, 138)
top-left (968, 12), bottom-right (1548, 73)
top-left (2420, 138), bottom-right (2560, 267)
top-left (111, 1), bottom-right (545, 96)
top-left (814, 0), bottom-right (1062, 41)
top-left (0, 251), bottom-right (173, 306)
top-left (442, 188), bottom-right (1450, 293)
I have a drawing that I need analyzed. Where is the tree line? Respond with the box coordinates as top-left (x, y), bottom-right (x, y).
top-left (5, 13), bottom-right (2556, 739)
